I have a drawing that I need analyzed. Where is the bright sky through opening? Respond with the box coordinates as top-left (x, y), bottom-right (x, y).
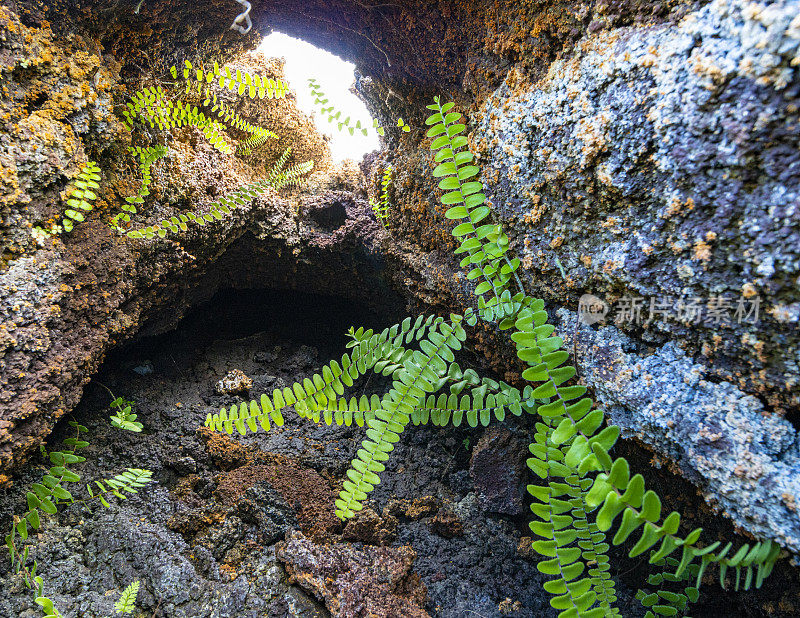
top-left (258, 32), bottom-right (379, 163)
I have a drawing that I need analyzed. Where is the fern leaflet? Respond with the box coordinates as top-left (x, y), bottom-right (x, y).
top-left (114, 580), bottom-right (140, 614)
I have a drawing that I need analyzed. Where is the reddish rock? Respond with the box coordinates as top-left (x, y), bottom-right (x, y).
top-left (428, 508), bottom-right (463, 538)
top-left (277, 531), bottom-right (428, 617)
top-left (341, 507), bottom-right (398, 546)
top-left (384, 495), bottom-right (440, 520)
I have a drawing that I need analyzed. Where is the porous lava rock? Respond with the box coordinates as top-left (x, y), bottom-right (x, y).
top-left (278, 530), bottom-right (429, 617)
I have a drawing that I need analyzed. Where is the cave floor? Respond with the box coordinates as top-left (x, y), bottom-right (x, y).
top-left (0, 289), bottom-right (568, 617)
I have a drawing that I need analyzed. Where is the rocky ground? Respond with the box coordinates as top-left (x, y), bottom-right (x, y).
top-left (0, 289), bottom-right (559, 617)
top-left (1, 287), bottom-right (798, 617)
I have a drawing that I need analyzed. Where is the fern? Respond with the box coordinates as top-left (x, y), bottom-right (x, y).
top-left (109, 396), bottom-right (143, 431)
top-left (176, 60), bottom-right (289, 100)
top-left (308, 78), bottom-right (370, 137)
top-left (307, 77), bottom-right (411, 138)
top-left (112, 146), bottom-right (167, 231)
top-left (61, 161), bottom-right (101, 233)
top-left (114, 580), bottom-right (140, 614)
top-left (5, 422), bottom-right (154, 616)
top-left (198, 94), bottom-right (783, 615)
top-left (114, 61), bottom-right (310, 238)
top-left (125, 153), bottom-right (313, 239)
top-left (369, 164), bottom-right (392, 228)
top-left (86, 469), bottom-right (153, 508)
top-left (423, 96), bottom-right (781, 615)
top-left (266, 147), bottom-right (315, 189)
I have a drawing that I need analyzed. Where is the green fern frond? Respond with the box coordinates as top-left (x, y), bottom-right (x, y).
top-left (204, 316), bottom-right (445, 434)
top-left (423, 96), bottom-right (783, 615)
top-left (636, 555), bottom-right (700, 617)
top-left (336, 313), bottom-right (468, 519)
top-left (114, 580), bottom-right (140, 614)
top-left (123, 87), bottom-right (234, 153)
top-left (369, 164), bottom-right (392, 228)
top-left (61, 161), bottom-right (101, 233)
top-left (125, 155), bottom-right (312, 240)
top-left (86, 469), bottom-right (153, 508)
top-left (112, 146), bottom-right (167, 231)
top-left (307, 78), bottom-right (411, 138)
top-left (176, 60), bottom-right (289, 100)
top-left (266, 148), bottom-right (314, 189)
top-left (307, 78), bottom-right (370, 137)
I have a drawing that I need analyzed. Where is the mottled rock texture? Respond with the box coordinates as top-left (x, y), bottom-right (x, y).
top-left (0, 0), bottom-right (799, 613)
top-left (278, 531), bottom-right (429, 617)
top-left (467, 0), bottom-right (800, 551)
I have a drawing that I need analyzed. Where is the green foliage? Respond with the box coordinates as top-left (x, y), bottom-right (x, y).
top-left (5, 422), bottom-right (154, 617)
top-left (308, 78), bottom-right (370, 136)
top-left (307, 77), bottom-right (410, 138)
top-left (369, 164), bottom-right (392, 228)
top-left (61, 161), bottom-right (101, 233)
top-left (423, 95), bottom-right (781, 616)
top-left (112, 146), bottom-right (167, 231)
top-left (116, 60), bottom-right (311, 238)
top-left (114, 580), bottom-right (140, 614)
top-left (109, 396), bottom-right (143, 432)
top-left (266, 147), bottom-right (316, 190)
top-left (86, 469), bottom-right (153, 508)
top-left (199, 94), bottom-right (783, 616)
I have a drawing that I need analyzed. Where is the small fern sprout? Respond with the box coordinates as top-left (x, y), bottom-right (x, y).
top-left (114, 580), bottom-right (140, 614)
top-left (369, 164), bottom-right (392, 228)
top-left (109, 397), bottom-right (143, 432)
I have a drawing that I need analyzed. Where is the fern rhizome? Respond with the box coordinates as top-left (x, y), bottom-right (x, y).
top-left (202, 97), bottom-right (783, 616)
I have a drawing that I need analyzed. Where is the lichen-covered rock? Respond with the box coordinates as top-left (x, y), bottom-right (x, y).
top-left (475, 0), bottom-right (800, 412)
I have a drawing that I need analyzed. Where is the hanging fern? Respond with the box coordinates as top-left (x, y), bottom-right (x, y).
top-left (423, 95), bottom-right (781, 615)
top-left (369, 164), bottom-right (392, 228)
top-left (307, 77), bottom-right (411, 138)
top-left (114, 60), bottom-right (311, 238)
top-left (112, 146), bottom-right (167, 232)
top-left (308, 78), bottom-right (370, 136)
top-left (125, 154), bottom-right (313, 240)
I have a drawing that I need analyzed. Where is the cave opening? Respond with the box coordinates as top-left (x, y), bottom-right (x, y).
top-left (258, 31), bottom-right (380, 162)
